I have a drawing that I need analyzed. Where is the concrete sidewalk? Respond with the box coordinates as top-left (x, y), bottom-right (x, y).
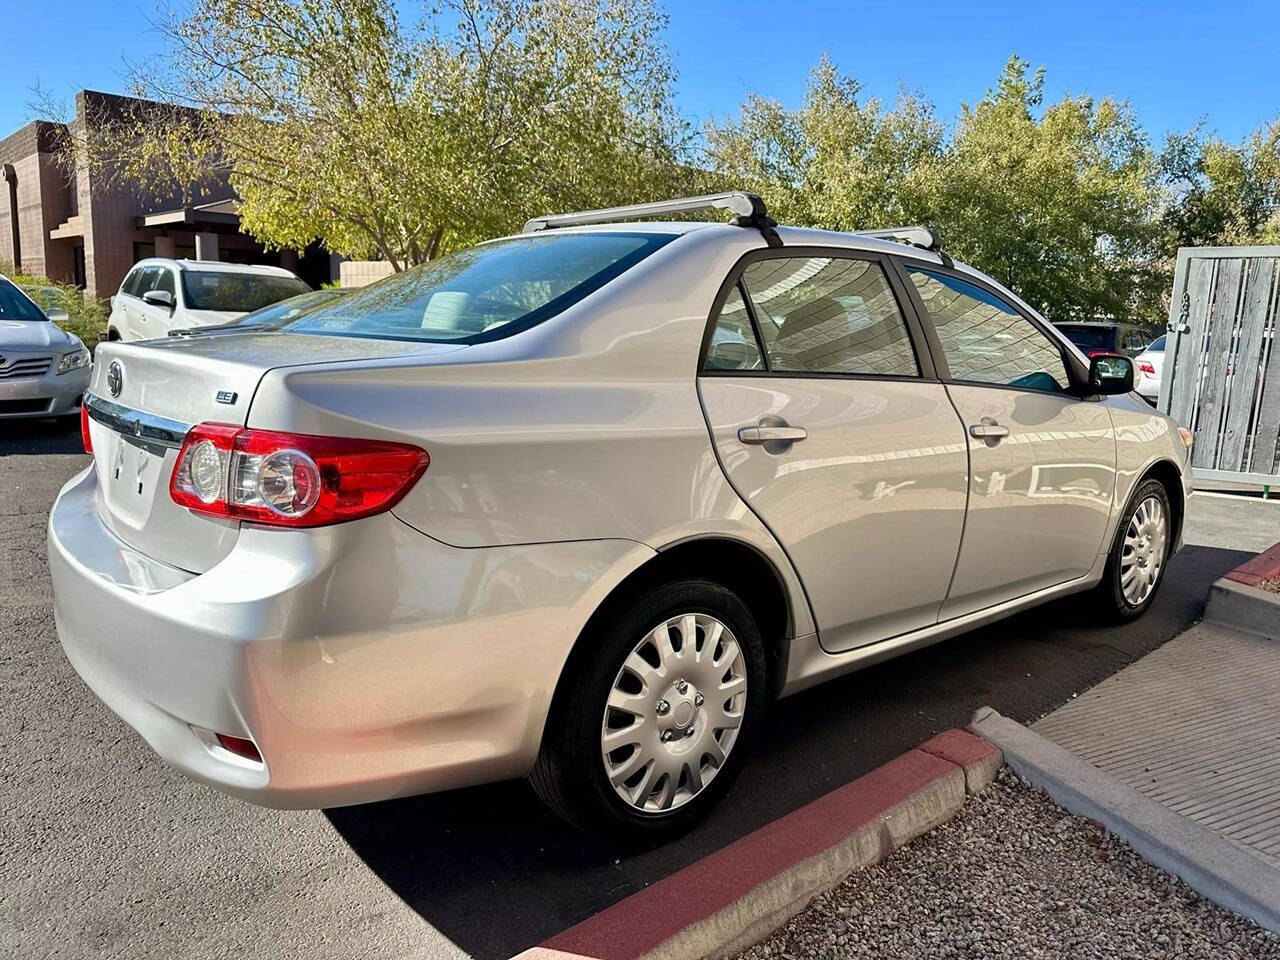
top-left (1033, 622), bottom-right (1280, 866)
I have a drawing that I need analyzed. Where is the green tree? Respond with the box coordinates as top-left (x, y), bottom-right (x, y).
top-left (48, 0), bottom-right (693, 269)
top-left (704, 55), bottom-right (944, 231)
top-left (707, 55), bottom-right (1167, 325)
top-left (1161, 121), bottom-right (1280, 248)
top-left (933, 56), bottom-right (1164, 324)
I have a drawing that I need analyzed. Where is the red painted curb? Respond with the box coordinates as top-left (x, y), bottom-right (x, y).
top-left (541, 731), bottom-right (997, 960)
top-left (1225, 541), bottom-right (1280, 588)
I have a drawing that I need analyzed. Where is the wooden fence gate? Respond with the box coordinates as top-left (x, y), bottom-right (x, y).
top-left (1162, 245), bottom-right (1280, 487)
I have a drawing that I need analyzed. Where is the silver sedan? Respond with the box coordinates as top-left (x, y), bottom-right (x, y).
top-left (48, 194), bottom-right (1192, 842)
top-left (0, 276), bottom-right (91, 419)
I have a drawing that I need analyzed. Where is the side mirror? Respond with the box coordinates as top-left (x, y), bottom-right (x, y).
top-left (142, 289), bottom-right (174, 310)
top-left (45, 306), bottom-right (70, 323)
top-left (1088, 353), bottom-right (1134, 395)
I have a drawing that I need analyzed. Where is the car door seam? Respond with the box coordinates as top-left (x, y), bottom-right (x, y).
top-left (692, 376), bottom-right (820, 639)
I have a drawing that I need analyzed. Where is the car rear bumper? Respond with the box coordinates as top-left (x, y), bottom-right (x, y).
top-left (48, 464), bottom-right (647, 808)
top-left (0, 364), bottom-right (88, 417)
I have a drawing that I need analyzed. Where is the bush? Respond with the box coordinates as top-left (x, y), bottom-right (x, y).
top-left (0, 262), bottom-right (108, 353)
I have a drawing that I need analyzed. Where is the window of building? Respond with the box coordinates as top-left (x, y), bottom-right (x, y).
top-left (908, 268), bottom-right (1069, 392)
top-left (740, 256), bottom-right (919, 376)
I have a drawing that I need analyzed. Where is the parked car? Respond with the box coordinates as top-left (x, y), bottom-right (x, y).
top-left (1054, 321), bottom-right (1156, 358)
top-left (0, 275), bottom-right (91, 420)
top-left (51, 194), bottom-right (1193, 842)
top-left (107, 259), bottom-right (311, 341)
top-left (1134, 334), bottom-right (1166, 404)
top-left (167, 287), bottom-right (350, 337)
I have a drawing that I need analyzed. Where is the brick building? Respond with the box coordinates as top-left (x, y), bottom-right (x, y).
top-left (0, 90), bottom-right (337, 299)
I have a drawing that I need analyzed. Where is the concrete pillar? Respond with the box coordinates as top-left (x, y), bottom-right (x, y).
top-left (279, 248), bottom-right (299, 274)
top-left (195, 232), bottom-right (219, 262)
top-left (154, 235), bottom-right (176, 258)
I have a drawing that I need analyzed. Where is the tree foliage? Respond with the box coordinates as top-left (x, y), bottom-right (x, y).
top-left (52, 0), bottom-right (693, 269)
top-left (708, 56), bottom-right (1166, 324)
top-left (38, 5), bottom-right (1280, 320)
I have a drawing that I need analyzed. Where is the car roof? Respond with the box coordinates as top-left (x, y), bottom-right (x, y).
top-left (129, 258), bottom-right (301, 278)
top-left (487, 220), bottom-right (952, 266)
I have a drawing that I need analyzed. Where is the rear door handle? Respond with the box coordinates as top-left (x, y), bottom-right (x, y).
top-left (738, 425), bottom-right (808, 444)
top-left (969, 421), bottom-right (1010, 439)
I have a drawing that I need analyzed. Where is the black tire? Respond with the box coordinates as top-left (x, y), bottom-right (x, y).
top-left (530, 579), bottom-right (767, 846)
top-left (1091, 478), bottom-right (1173, 623)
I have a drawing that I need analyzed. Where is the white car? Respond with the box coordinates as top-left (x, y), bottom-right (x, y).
top-left (1135, 334), bottom-right (1165, 404)
top-left (106, 259), bottom-right (311, 341)
top-left (0, 275), bottom-right (91, 419)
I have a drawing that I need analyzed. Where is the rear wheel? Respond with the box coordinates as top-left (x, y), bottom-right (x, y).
top-left (1092, 479), bottom-right (1172, 623)
top-left (531, 579), bottom-right (766, 844)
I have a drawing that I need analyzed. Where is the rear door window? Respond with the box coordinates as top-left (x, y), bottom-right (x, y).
top-left (739, 256), bottom-right (919, 377)
top-left (704, 284), bottom-right (764, 371)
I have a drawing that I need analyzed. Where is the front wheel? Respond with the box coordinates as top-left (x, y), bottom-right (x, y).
top-left (530, 579), bottom-right (767, 845)
top-left (1091, 479), bottom-right (1172, 623)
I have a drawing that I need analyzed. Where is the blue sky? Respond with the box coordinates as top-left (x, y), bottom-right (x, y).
top-left (5, 0), bottom-right (1280, 144)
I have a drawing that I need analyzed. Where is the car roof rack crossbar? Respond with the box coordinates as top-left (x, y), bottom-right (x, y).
top-left (523, 192), bottom-right (782, 248)
top-left (858, 225), bottom-right (952, 266)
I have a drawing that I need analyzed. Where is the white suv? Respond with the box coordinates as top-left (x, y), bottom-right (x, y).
top-left (107, 259), bottom-right (311, 341)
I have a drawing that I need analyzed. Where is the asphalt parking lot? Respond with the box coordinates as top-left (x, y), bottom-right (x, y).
top-left (0, 417), bottom-right (1265, 960)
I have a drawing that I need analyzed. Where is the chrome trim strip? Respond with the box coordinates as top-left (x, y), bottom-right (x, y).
top-left (84, 393), bottom-right (190, 455)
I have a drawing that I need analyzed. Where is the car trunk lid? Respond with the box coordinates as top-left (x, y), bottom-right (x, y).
top-left (85, 332), bottom-right (464, 573)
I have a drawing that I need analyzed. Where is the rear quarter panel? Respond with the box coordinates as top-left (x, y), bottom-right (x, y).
top-left (246, 227), bottom-right (818, 638)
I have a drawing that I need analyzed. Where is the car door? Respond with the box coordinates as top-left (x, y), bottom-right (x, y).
top-left (698, 250), bottom-right (969, 652)
top-left (900, 265), bottom-right (1116, 620)
top-left (112, 266), bottom-right (144, 340)
top-left (130, 266), bottom-right (168, 339)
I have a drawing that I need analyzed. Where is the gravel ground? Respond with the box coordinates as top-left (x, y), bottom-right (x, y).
top-left (1260, 577), bottom-right (1279, 594)
top-left (737, 769), bottom-right (1280, 960)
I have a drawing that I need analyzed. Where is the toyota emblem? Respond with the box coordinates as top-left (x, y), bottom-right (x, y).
top-left (106, 361), bottom-right (123, 397)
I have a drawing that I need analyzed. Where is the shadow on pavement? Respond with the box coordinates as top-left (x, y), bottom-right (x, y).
top-left (0, 417), bottom-right (84, 456)
top-left (325, 543), bottom-right (1250, 960)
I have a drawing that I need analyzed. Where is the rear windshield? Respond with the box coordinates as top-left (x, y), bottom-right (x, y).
top-left (181, 271), bottom-right (311, 312)
top-left (1057, 325), bottom-right (1114, 350)
top-left (1149, 334), bottom-right (1166, 351)
top-left (268, 232), bottom-right (677, 344)
top-left (0, 279), bottom-right (46, 321)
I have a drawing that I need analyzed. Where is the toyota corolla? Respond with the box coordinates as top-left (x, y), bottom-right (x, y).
top-left (48, 194), bottom-right (1193, 842)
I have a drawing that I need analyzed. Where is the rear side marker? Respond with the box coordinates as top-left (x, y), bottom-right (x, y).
top-left (80, 405), bottom-right (93, 454)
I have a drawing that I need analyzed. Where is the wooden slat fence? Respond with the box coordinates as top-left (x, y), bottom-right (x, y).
top-left (1162, 246), bottom-right (1280, 484)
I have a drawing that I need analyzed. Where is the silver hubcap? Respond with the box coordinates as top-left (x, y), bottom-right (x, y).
top-left (1121, 495), bottom-right (1168, 606)
top-left (601, 613), bottom-right (747, 814)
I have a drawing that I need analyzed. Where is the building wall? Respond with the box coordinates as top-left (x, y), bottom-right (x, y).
top-left (0, 121), bottom-right (72, 279)
top-left (1, 91), bottom-right (336, 298)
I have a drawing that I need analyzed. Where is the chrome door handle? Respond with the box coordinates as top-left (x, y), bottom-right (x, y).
top-left (738, 425), bottom-right (808, 444)
top-left (969, 422), bottom-right (1009, 439)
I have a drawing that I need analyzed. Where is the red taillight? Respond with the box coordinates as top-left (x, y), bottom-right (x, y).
top-left (169, 423), bottom-right (429, 527)
top-left (80, 405), bottom-right (93, 454)
top-left (214, 733), bottom-right (263, 763)
top-left (1138, 361), bottom-right (1156, 375)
